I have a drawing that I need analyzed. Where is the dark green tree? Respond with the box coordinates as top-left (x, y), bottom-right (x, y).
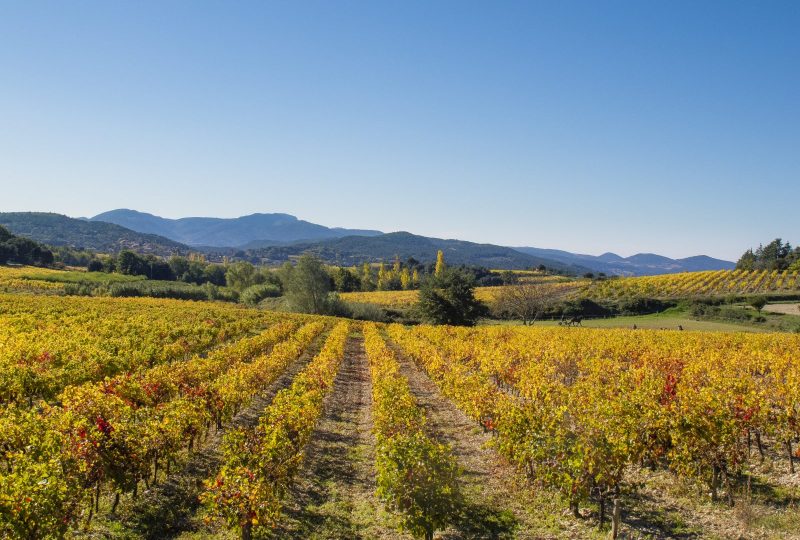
top-left (225, 261), bottom-right (259, 291)
top-left (117, 250), bottom-right (147, 275)
top-left (736, 249), bottom-right (757, 270)
top-left (168, 256), bottom-right (191, 280)
top-left (749, 296), bottom-right (768, 312)
top-left (737, 239), bottom-right (798, 271)
top-left (416, 270), bottom-right (488, 326)
top-left (333, 267), bottom-right (361, 292)
top-left (204, 264), bottom-right (228, 286)
top-left (0, 242), bottom-right (17, 264)
top-left (282, 254), bottom-right (338, 314)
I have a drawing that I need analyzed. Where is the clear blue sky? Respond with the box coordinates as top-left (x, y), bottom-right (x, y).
top-left (1, 1), bottom-right (797, 260)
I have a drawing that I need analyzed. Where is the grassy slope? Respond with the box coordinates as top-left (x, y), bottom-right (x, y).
top-left (540, 312), bottom-right (768, 332)
top-left (487, 304), bottom-right (800, 333)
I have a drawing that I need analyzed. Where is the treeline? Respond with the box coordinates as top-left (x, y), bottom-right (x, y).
top-left (87, 251), bottom-right (228, 284)
top-left (0, 225), bottom-right (54, 266)
top-left (331, 255), bottom-right (516, 293)
top-left (78, 251), bottom-right (281, 304)
top-left (737, 238), bottom-right (800, 272)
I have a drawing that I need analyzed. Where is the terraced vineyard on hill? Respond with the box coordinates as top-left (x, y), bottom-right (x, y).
top-left (1, 293), bottom-right (799, 539)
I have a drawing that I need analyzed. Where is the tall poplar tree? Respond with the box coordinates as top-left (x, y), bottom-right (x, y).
top-left (434, 250), bottom-right (446, 277)
top-left (400, 267), bottom-right (411, 290)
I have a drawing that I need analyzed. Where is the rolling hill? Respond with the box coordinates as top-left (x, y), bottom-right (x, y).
top-left (90, 209), bottom-right (382, 247)
top-left (1, 209), bottom-right (735, 275)
top-left (513, 246), bottom-right (735, 276)
top-left (0, 212), bottom-right (189, 255)
top-left (247, 231), bottom-right (592, 272)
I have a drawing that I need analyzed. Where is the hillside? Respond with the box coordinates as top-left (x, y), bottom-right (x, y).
top-left (248, 231), bottom-right (591, 272)
top-left (0, 225), bottom-right (54, 265)
top-left (513, 246), bottom-right (734, 276)
top-left (90, 209), bottom-right (382, 247)
top-left (0, 212), bottom-right (189, 255)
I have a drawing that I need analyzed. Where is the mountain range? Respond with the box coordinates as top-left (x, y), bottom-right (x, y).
top-left (89, 209), bottom-right (382, 247)
top-left (514, 247), bottom-right (735, 276)
top-left (0, 212), bottom-right (188, 255)
top-left (0, 209), bottom-right (735, 275)
top-left (242, 231), bottom-right (590, 272)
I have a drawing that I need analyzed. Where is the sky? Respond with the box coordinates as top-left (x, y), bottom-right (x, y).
top-left (1, 1), bottom-right (798, 261)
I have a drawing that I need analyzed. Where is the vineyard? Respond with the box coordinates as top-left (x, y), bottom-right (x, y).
top-left (341, 268), bottom-right (800, 310)
top-left (585, 268), bottom-right (800, 299)
top-left (1, 293), bottom-right (799, 539)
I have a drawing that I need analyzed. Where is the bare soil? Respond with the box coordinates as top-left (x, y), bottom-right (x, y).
top-left (762, 302), bottom-right (800, 315)
top-left (273, 334), bottom-right (402, 539)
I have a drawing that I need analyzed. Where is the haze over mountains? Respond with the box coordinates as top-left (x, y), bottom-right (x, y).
top-left (89, 209), bottom-right (734, 275)
top-left (0, 212), bottom-right (188, 255)
top-left (0, 209), bottom-right (735, 275)
top-left (514, 247), bottom-right (735, 276)
top-left (90, 209), bottom-right (382, 247)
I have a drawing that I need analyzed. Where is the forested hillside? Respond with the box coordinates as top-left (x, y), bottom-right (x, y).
top-left (0, 212), bottom-right (189, 255)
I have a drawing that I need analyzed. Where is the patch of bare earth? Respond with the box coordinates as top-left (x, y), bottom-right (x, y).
top-left (120, 331), bottom-right (329, 540)
top-left (273, 334), bottom-right (402, 539)
top-left (762, 302), bottom-right (800, 315)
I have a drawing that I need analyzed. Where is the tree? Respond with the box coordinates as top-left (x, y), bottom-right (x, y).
top-left (226, 261), bottom-right (258, 291)
top-left (736, 238), bottom-right (797, 271)
top-left (736, 249), bottom-right (757, 271)
top-left (333, 267), bottom-right (361, 292)
top-left (434, 250), bottom-right (446, 277)
top-left (400, 268), bottom-right (411, 290)
top-left (0, 231), bottom-right (54, 266)
top-left (749, 296), bottom-right (767, 312)
top-left (168, 256), bottom-right (190, 280)
top-left (0, 242), bottom-right (18, 265)
top-left (377, 263), bottom-right (389, 290)
top-left (283, 254), bottom-right (337, 314)
top-left (204, 264), bottom-right (228, 286)
top-left (493, 282), bottom-right (574, 325)
top-left (361, 263), bottom-right (375, 291)
top-left (416, 270), bottom-right (487, 326)
top-left (117, 250), bottom-right (147, 276)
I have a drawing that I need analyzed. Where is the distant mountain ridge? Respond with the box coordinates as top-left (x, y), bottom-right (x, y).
top-left (244, 231), bottom-right (593, 272)
top-left (90, 209), bottom-right (382, 247)
top-left (0, 212), bottom-right (188, 255)
top-left (1, 209), bottom-right (734, 275)
top-left (513, 246), bottom-right (735, 276)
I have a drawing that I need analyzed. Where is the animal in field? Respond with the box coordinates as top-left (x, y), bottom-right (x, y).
top-left (559, 315), bottom-right (583, 327)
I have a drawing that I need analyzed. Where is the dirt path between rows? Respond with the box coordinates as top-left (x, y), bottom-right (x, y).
top-left (273, 334), bottom-right (402, 539)
top-left (120, 331), bottom-right (329, 539)
top-left (386, 334), bottom-right (572, 540)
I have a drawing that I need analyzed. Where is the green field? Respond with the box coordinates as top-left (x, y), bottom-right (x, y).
top-left (481, 306), bottom-right (800, 333)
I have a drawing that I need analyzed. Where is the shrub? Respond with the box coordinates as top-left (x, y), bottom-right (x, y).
top-left (748, 296), bottom-right (768, 312)
top-left (240, 283), bottom-right (281, 306)
top-left (345, 302), bottom-right (389, 322)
